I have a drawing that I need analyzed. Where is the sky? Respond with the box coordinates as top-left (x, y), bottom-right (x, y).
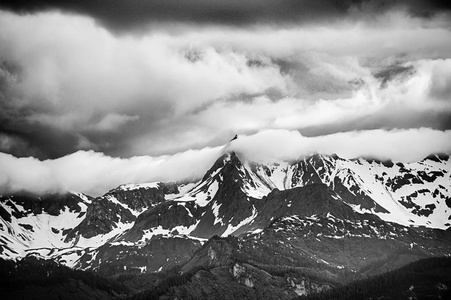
top-left (1, 0), bottom-right (451, 196)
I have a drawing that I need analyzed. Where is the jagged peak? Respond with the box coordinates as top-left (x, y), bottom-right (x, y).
top-left (201, 151), bottom-right (243, 182)
top-left (1, 191), bottom-right (90, 203)
top-left (311, 153), bottom-right (341, 162)
top-left (114, 182), bottom-right (161, 192)
top-left (297, 153), bottom-right (341, 163)
top-left (422, 153), bottom-right (450, 163)
top-left (360, 156), bottom-right (395, 167)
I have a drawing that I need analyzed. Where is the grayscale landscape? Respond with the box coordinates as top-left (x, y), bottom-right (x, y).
top-left (1, 1), bottom-right (451, 299)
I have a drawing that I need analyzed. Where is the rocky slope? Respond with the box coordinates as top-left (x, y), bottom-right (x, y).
top-left (1, 150), bottom-right (450, 298)
top-left (0, 192), bottom-right (92, 264)
top-left (0, 182), bottom-right (188, 267)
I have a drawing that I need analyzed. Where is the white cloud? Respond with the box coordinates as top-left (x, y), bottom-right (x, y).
top-left (163, 12), bottom-right (451, 60)
top-left (0, 146), bottom-right (224, 196)
top-left (0, 8), bottom-right (451, 163)
top-left (229, 128), bottom-right (451, 163)
top-left (89, 113), bottom-right (140, 132)
top-left (428, 59), bottom-right (451, 101)
top-left (0, 154), bottom-right (63, 195)
top-left (0, 10), bottom-right (287, 111)
top-left (0, 10), bottom-right (287, 149)
top-left (151, 58), bottom-right (451, 149)
top-left (1, 128), bottom-right (450, 196)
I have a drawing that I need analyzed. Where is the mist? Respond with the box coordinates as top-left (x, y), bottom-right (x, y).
top-left (1, 128), bottom-right (450, 196)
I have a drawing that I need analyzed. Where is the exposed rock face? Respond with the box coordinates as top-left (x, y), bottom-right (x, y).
top-left (65, 198), bottom-right (135, 240)
top-left (65, 183), bottom-right (179, 240)
top-left (0, 193), bottom-right (90, 218)
top-left (0, 192), bottom-right (91, 260)
top-left (158, 238), bottom-right (334, 300)
top-left (248, 153), bottom-right (451, 228)
top-left (252, 184), bottom-right (358, 229)
top-left (106, 182), bottom-right (179, 212)
top-left (190, 152), bottom-right (258, 238)
top-left (182, 238), bottom-right (235, 273)
top-left (121, 200), bottom-right (201, 242)
top-left (306, 154), bottom-right (388, 212)
top-left (0, 150), bottom-right (450, 297)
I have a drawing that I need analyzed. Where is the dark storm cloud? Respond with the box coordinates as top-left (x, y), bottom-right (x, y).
top-left (1, 0), bottom-right (451, 32)
top-left (0, 110), bottom-right (79, 159)
top-left (0, 0), bottom-right (361, 29)
top-left (0, 60), bottom-right (75, 158)
top-left (0, 133), bottom-right (45, 158)
top-left (1, 2), bottom-right (451, 161)
top-left (0, 10), bottom-right (291, 158)
top-left (0, 89), bottom-right (169, 159)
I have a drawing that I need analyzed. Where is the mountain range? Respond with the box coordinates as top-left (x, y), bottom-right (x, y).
top-left (1, 150), bottom-right (450, 299)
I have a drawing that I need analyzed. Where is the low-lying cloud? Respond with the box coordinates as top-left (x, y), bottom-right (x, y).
top-left (0, 146), bottom-right (224, 196)
top-left (229, 128), bottom-right (451, 163)
top-left (1, 128), bottom-right (450, 197)
top-left (0, 5), bottom-right (450, 198)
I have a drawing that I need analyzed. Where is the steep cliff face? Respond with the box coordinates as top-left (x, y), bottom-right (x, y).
top-left (107, 182), bottom-right (179, 212)
top-left (189, 152), bottom-right (258, 238)
top-left (116, 152), bottom-right (261, 244)
top-left (250, 184), bottom-right (358, 230)
top-left (119, 200), bottom-right (202, 242)
top-left (125, 152), bottom-right (450, 243)
top-left (243, 153), bottom-right (451, 229)
top-left (154, 237), bottom-right (335, 300)
top-left (65, 182), bottom-right (181, 241)
top-left (0, 151), bottom-right (450, 294)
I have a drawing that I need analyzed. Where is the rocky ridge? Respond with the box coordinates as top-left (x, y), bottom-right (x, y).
top-left (1, 151), bottom-right (451, 298)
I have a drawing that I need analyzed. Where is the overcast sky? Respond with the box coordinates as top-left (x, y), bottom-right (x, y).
top-left (1, 1), bottom-right (451, 195)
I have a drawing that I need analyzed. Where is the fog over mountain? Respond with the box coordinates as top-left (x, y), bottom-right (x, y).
top-left (0, 1), bottom-right (451, 194)
top-left (1, 128), bottom-right (451, 196)
top-left (1, 4), bottom-right (451, 298)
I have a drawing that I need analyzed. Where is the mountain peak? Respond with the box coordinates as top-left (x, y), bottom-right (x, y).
top-left (423, 153), bottom-right (450, 163)
top-left (201, 151), bottom-right (242, 182)
top-left (115, 182), bottom-right (161, 192)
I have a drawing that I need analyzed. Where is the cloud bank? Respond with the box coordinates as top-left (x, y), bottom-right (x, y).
top-left (1, 9), bottom-right (451, 160)
top-left (0, 2), bottom-right (450, 197)
top-left (229, 128), bottom-right (451, 163)
top-left (0, 146), bottom-right (224, 196)
top-left (1, 128), bottom-right (450, 196)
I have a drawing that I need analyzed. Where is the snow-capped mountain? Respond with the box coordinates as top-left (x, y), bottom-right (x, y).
top-left (0, 192), bottom-right (92, 265)
top-left (241, 152), bottom-right (451, 229)
top-left (0, 183), bottom-right (184, 266)
top-left (0, 151), bottom-right (450, 278)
